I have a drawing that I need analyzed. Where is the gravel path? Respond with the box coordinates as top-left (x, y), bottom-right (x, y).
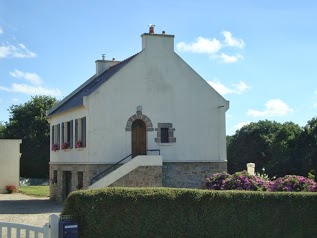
top-left (0, 193), bottom-right (62, 227)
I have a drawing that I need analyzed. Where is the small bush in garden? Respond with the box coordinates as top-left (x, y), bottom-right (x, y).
top-left (224, 171), bottom-right (266, 191)
top-left (206, 171), bottom-right (266, 191)
top-left (206, 172), bottom-right (317, 192)
top-left (205, 172), bottom-right (230, 190)
top-left (265, 175), bottom-right (317, 192)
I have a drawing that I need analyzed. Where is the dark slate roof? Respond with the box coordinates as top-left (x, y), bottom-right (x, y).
top-left (47, 53), bottom-right (140, 117)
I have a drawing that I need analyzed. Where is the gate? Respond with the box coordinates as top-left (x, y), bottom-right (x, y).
top-left (0, 222), bottom-right (49, 238)
top-left (0, 214), bottom-right (59, 238)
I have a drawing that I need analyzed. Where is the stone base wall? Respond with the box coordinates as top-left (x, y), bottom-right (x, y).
top-left (49, 163), bottom-right (113, 202)
top-left (50, 161), bottom-right (226, 202)
top-left (162, 162), bottom-right (227, 189)
top-left (109, 166), bottom-right (162, 187)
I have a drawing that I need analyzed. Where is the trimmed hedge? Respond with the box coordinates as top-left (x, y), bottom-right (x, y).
top-left (62, 187), bottom-right (317, 238)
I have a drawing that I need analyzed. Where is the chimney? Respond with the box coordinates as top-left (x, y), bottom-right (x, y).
top-left (149, 24), bottom-right (155, 34)
top-left (141, 25), bottom-right (175, 53)
top-left (95, 55), bottom-right (121, 76)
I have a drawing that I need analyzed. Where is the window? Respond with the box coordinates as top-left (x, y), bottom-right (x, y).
top-left (52, 170), bottom-right (58, 184)
top-left (161, 128), bottom-right (169, 143)
top-left (62, 120), bottom-right (73, 149)
top-left (75, 117), bottom-right (86, 148)
top-left (77, 171), bottom-right (83, 189)
top-left (52, 124), bottom-right (60, 150)
top-left (155, 123), bottom-right (176, 144)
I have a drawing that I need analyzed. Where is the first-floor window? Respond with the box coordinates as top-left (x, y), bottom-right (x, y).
top-left (52, 124), bottom-right (60, 150)
top-left (75, 117), bottom-right (86, 148)
top-left (62, 120), bottom-right (73, 149)
top-left (155, 123), bottom-right (176, 144)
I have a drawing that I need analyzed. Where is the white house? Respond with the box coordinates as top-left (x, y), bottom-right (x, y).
top-left (47, 26), bottom-right (229, 201)
top-left (0, 139), bottom-right (22, 193)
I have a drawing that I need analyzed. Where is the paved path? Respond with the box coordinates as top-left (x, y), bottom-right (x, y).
top-left (0, 193), bottom-right (62, 227)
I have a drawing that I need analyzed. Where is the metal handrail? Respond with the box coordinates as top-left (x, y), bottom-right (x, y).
top-left (90, 149), bottom-right (161, 185)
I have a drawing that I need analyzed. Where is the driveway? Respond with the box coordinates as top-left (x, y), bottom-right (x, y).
top-left (0, 193), bottom-right (62, 227)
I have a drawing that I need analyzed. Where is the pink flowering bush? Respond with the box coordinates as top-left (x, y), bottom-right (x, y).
top-left (206, 171), bottom-right (266, 191)
top-left (206, 172), bottom-right (317, 192)
top-left (265, 175), bottom-right (317, 192)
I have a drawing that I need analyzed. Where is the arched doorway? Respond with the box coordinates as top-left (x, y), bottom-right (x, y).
top-left (131, 119), bottom-right (146, 158)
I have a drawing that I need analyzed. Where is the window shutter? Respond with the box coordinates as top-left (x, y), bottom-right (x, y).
top-left (61, 123), bottom-right (65, 144)
top-left (57, 124), bottom-right (60, 149)
top-left (52, 126), bottom-right (55, 145)
top-left (75, 119), bottom-right (78, 146)
top-left (82, 117), bottom-right (86, 147)
top-left (69, 120), bottom-right (73, 148)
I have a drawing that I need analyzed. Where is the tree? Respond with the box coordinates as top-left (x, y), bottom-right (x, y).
top-left (227, 120), bottom-right (302, 177)
top-left (4, 96), bottom-right (57, 178)
top-left (0, 122), bottom-right (5, 139)
top-left (296, 117), bottom-right (317, 177)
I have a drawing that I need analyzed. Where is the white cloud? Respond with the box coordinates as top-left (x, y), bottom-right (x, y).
top-left (0, 43), bottom-right (36, 58)
top-left (220, 53), bottom-right (243, 63)
top-left (207, 80), bottom-right (250, 95)
top-left (10, 69), bottom-right (42, 85)
top-left (234, 121), bottom-right (251, 130)
top-left (222, 31), bottom-right (245, 48)
top-left (176, 37), bottom-right (222, 54)
top-left (177, 31), bottom-right (245, 63)
top-left (247, 99), bottom-right (293, 117)
top-left (0, 83), bottom-right (61, 97)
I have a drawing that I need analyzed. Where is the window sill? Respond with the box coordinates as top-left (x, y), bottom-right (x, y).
top-left (76, 147), bottom-right (85, 151)
top-left (62, 148), bottom-right (72, 152)
top-left (157, 143), bottom-right (174, 146)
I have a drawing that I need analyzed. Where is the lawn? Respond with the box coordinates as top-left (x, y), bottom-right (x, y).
top-left (19, 186), bottom-right (49, 197)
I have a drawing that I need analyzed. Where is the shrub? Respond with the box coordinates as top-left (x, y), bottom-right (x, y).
top-left (62, 187), bottom-right (317, 237)
top-left (206, 172), bottom-right (317, 193)
top-left (206, 171), bottom-right (266, 191)
top-left (266, 175), bottom-right (317, 192)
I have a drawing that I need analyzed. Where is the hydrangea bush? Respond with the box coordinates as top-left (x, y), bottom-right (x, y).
top-left (265, 175), bottom-right (317, 192)
top-left (206, 171), bottom-right (317, 192)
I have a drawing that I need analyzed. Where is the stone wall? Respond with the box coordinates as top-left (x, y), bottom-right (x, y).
top-left (50, 162), bottom-right (226, 202)
top-left (162, 162), bottom-right (227, 189)
top-left (109, 166), bottom-right (162, 187)
top-left (49, 163), bottom-right (113, 202)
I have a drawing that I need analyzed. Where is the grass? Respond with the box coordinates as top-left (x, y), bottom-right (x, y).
top-left (19, 186), bottom-right (49, 197)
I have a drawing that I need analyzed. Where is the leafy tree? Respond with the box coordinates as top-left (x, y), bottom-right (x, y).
top-left (4, 96), bottom-right (57, 178)
top-left (296, 117), bottom-right (317, 177)
top-left (227, 120), bottom-right (302, 177)
top-left (0, 122), bottom-right (5, 139)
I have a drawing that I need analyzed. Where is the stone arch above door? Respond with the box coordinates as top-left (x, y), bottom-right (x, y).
top-left (125, 111), bottom-right (154, 131)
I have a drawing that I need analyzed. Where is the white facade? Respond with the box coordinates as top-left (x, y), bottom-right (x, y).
top-left (49, 32), bottom-right (229, 165)
top-left (0, 139), bottom-right (22, 193)
top-left (48, 28), bottom-right (229, 200)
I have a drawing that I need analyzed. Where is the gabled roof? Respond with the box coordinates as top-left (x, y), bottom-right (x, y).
top-left (47, 53), bottom-right (139, 117)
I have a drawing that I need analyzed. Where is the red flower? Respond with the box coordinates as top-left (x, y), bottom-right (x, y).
top-left (76, 141), bottom-right (82, 148)
top-left (52, 144), bottom-right (58, 151)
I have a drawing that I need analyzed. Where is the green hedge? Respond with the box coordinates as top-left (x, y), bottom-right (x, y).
top-left (62, 187), bottom-right (317, 238)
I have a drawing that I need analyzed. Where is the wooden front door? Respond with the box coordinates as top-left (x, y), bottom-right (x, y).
top-left (132, 119), bottom-right (146, 158)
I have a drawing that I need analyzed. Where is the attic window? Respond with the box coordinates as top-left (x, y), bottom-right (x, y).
top-left (155, 123), bottom-right (176, 144)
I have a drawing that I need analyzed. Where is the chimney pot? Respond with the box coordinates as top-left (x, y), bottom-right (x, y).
top-left (112, 58), bottom-right (115, 61)
top-left (162, 31), bottom-right (165, 35)
top-left (149, 24), bottom-right (155, 34)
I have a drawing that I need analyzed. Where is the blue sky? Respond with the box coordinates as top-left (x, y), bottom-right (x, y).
top-left (0, 1), bottom-right (316, 135)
